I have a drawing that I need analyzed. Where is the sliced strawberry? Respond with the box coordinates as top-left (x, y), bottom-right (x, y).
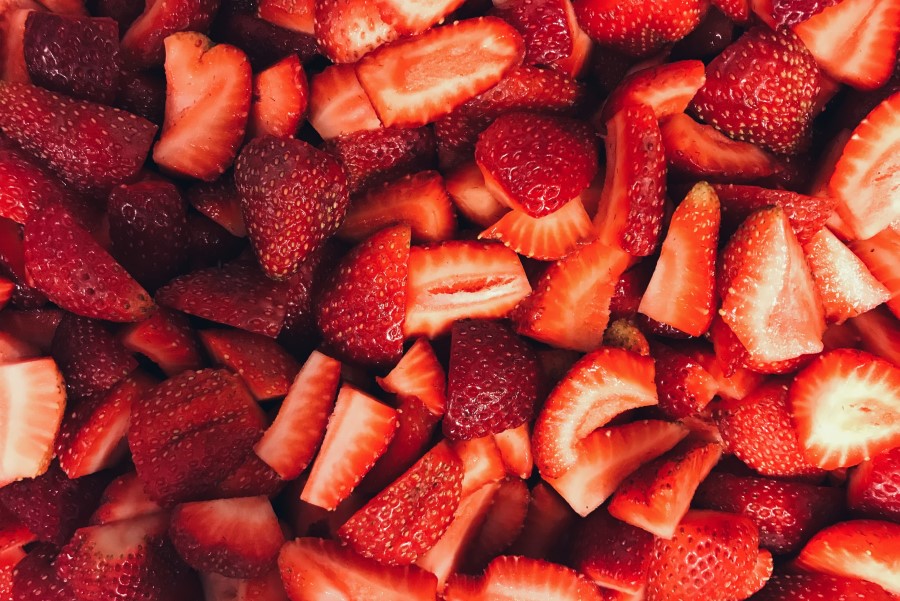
top-left (463, 478), bottom-right (529, 572)
top-left (0, 308), bottom-right (61, 354)
top-left (90, 472), bottom-right (164, 526)
top-left (600, 60), bottom-right (706, 123)
top-left (553, 0), bottom-right (592, 77)
top-left (247, 54), bottom-right (307, 139)
top-left (279, 537), bottom-right (438, 600)
top-left (789, 349), bottom-right (900, 470)
top-left (201, 568), bottom-right (290, 601)
top-left (187, 214), bottom-right (252, 269)
top-left (480, 195), bottom-right (594, 260)
top-left (445, 161), bottom-right (508, 227)
top-left (404, 240), bottom-right (531, 338)
top-left (10, 544), bottom-right (75, 601)
top-left (848, 225), bottom-right (900, 318)
top-left (653, 343), bottom-right (719, 419)
top-left (709, 314), bottom-right (816, 376)
top-left (850, 307), bottom-right (900, 365)
top-left (120, 0), bottom-right (219, 68)
top-left (507, 483), bottom-right (575, 560)
top-left (513, 239), bottom-right (632, 352)
top-left (307, 63), bottom-right (382, 140)
top-left (355, 17), bottom-right (525, 128)
top-left (453, 436), bottom-right (507, 499)
top-left (186, 174), bottom-right (248, 238)
top-left (533, 347), bottom-right (658, 477)
top-left (752, 571), bottom-right (896, 601)
top-left (213, 452), bottom-right (285, 500)
top-left (312, 0), bottom-right (398, 64)
top-left (729, 549), bottom-right (773, 600)
top-left (493, 423), bottom-right (533, 479)
top-left (200, 329), bottom-right (298, 400)
top-left (257, 0), bottom-right (313, 33)
top-left (0, 145), bottom-right (76, 225)
top-left (0, 505), bottom-right (35, 553)
top-left (338, 171), bottom-right (457, 243)
top-left (491, 0), bottom-right (572, 67)
top-left (116, 68), bottom-right (166, 124)
top-left (213, 12), bottom-right (319, 71)
top-left (771, 0), bottom-right (839, 26)
top-left (445, 555), bottom-right (605, 600)
top-left (848, 446), bottom-right (900, 521)
top-left (570, 509), bottom-right (655, 594)
top-left (121, 308), bottom-right (204, 376)
top-left (377, 337), bottom-right (447, 416)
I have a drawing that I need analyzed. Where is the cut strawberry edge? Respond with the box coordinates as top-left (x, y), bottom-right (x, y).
top-left (444, 555), bottom-right (605, 601)
top-left (307, 63), bottom-right (382, 140)
top-left (376, 337), bottom-right (447, 416)
top-left (598, 59), bottom-right (706, 124)
top-left (452, 436), bottom-right (507, 499)
top-left (493, 423), bottom-right (533, 479)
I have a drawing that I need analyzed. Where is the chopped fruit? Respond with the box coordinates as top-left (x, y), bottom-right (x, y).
top-left (202, 568), bottom-right (290, 601)
top-left (544, 420), bottom-right (689, 516)
top-left (10, 544), bottom-right (75, 601)
top-left (553, 0), bottom-right (592, 77)
top-left (603, 319), bottom-right (651, 356)
top-left (377, 338), bottom-right (447, 416)
top-left (213, 13), bottom-right (319, 71)
top-left (213, 453), bottom-right (285, 500)
top-left (639, 182), bottom-right (719, 336)
top-left (279, 537), bottom-right (438, 600)
top-left (338, 171), bottom-right (457, 244)
top-left (508, 483), bottom-right (575, 560)
top-left (445, 161), bottom-right (508, 227)
top-left (120, 0), bottom-right (219, 68)
top-left (533, 347), bottom-right (658, 477)
top-left (247, 54), bottom-right (307, 139)
top-left (828, 92), bottom-right (900, 239)
top-left (200, 329), bottom-right (299, 400)
top-left (570, 509), bottom-right (655, 595)
top-left (301, 385), bottom-right (398, 510)
top-left (848, 446), bottom-right (900, 521)
top-left (404, 240), bottom-right (531, 338)
top-left (847, 225), bottom-right (900, 318)
top-left (312, 0), bottom-right (397, 63)
top-left (444, 555), bottom-right (605, 600)
top-left (796, 520), bottom-right (900, 595)
top-left (90, 472), bottom-right (164, 526)
top-left (1, 546), bottom-right (24, 599)
top-left (480, 196), bottom-right (594, 260)
top-left (153, 32), bottom-right (251, 181)
top-left (170, 496), bottom-right (284, 578)
top-left (789, 349), bottom-right (900, 470)
top-left (0, 145), bottom-right (76, 226)
top-left (307, 63), bottom-right (382, 140)
top-left (730, 548), bottom-right (773, 599)
top-left (1, 8), bottom-right (33, 85)
top-left (453, 436), bottom-right (507, 499)
top-left (116, 69), bottom-right (165, 124)
top-left (751, 571), bottom-right (896, 601)
top-left (708, 315), bottom-right (815, 376)
top-left (653, 344), bottom-right (718, 419)
top-left (253, 351), bottom-right (339, 478)
top-left (464, 478), bottom-right (530, 572)
top-left (494, 424), bottom-right (534, 479)
top-left (660, 113), bottom-right (782, 182)
top-left (851, 307), bottom-right (900, 365)
top-left (257, 0), bottom-right (313, 33)
top-left (52, 314), bottom-right (137, 401)
top-left (186, 174), bottom-right (248, 238)
top-left (492, 0), bottom-right (573, 67)
top-left (609, 440), bottom-right (723, 538)
top-left (599, 60), bottom-right (706, 123)
top-left (0, 309), bottom-right (62, 354)
top-left (794, 0), bottom-right (900, 90)
top-left (0, 506), bottom-right (35, 552)
top-left (772, 0), bottom-right (839, 26)
top-left (594, 104), bottom-right (666, 256)
top-left (121, 309), bottom-right (204, 376)
top-left (355, 18), bottom-right (525, 128)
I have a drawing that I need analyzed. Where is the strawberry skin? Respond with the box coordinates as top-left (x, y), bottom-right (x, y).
top-left (491, 0), bottom-right (573, 67)
top-left (121, 308), bottom-right (204, 377)
top-left (120, 0), bottom-right (220, 68)
top-left (200, 329), bottom-right (299, 401)
top-left (848, 446), bottom-right (900, 521)
top-left (445, 555), bottom-right (605, 600)
top-left (752, 571), bottom-right (896, 601)
top-left (570, 509), bottom-right (656, 594)
top-left (10, 544), bottom-right (77, 601)
top-left (0, 145), bottom-right (78, 225)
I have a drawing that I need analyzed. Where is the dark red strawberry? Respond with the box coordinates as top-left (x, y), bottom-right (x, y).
top-left (0, 308), bottom-right (62, 353)
top-left (11, 543), bottom-right (77, 601)
top-left (848, 445), bottom-right (900, 522)
top-left (185, 213), bottom-right (246, 269)
top-left (23, 12), bottom-right (121, 103)
top-left (121, 308), bottom-right (204, 376)
top-left (186, 173), bottom-right (247, 238)
top-left (573, 0), bottom-right (705, 56)
top-left (653, 343), bottom-right (718, 420)
top-left (120, 0), bottom-right (221, 68)
top-left (314, 225), bottom-right (411, 367)
top-left (90, 0), bottom-right (143, 30)
top-left (492, 0), bottom-right (572, 66)
top-left (751, 571), bottom-right (896, 601)
top-left (444, 319), bottom-right (540, 440)
top-left (609, 263), bottom-right (653, 321)
top-left (247, 53), bottom-right (308, 138)
top-left (570, 509), bottom-right (655, 595)
top-left (0, 144), bottom-right (79, 225)
top-left (278, 242), bottom-right (340, 351)
top-left (670, 5), bottom-right (735, 59)
top-left (0, 82), bottom-right (157, 194)
top-left (771, 0), bottom-right (838, 27)
top-left (235, 136), bottom-right (349, 279)
top-left (210, 452), bottom-right (285, 499)
top-left (116, 70), bottom-right (166, 125)
top-left (200, 328), bottom-right (299, 400)
top-left (212, 12), bottom-right (319, 71)
top-left (691, 27), bottom-right (820, 154)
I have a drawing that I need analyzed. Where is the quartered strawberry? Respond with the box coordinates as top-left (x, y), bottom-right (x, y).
top-left (452, 436), bottom-right (507, 498)
top-left (653, 343), bottom-right (718, 419)
top-left (709, 315), bottom-right (816, 376)
top-left (186, 174), bottom-right (248, 238)
top-left (599, 60), bottom-right (706, 123)
top-left (247, 53), bottom-right (307, 139)
top-left (0, 82), bottom-right (156, 194)
top-left (848, 225), bottom-right (900, 319)
top-left (355, 17), bottom-right (525, 128)
top-left (90, 472), bottom-right (164, 526)
top-left (789, 349), bottom-right (900, 470)
top-left (491, 0), bottom-right (573, 67)
top-left (10, 544), bottom-right (76, 601)
top-left (0, 145), bottom-right (77, 225)
top-left (445, 161), bottom-right (509, 227)
top-left (200, 329), bottom-right (299, 400)
top-left (377, 337), bottom-right (447, 415)
top-left (570, 509), bottom-right (655, 595)
top-left (121, 308), bottom-right (204, 376)
top-left (312, 0), bottom-right (398, 64)
top-left (257, 0), bottom-right (314, 33)
top-left (446, 555), bottom-right (605, 600)
top-left (475, 111), bottom-right (598, 218)
top-left (307, 63), bottom-right (382, 140)
top-left (404, 240), bottom-right (531, 338)
top-left (202, 568), bottom-right (291, 601)
top-left (153, 32), bottom-right (251, 181)
top-left (752, 571), bottom-right (896, 601)
top-left (23, 12), bottom-right (120, 103)
top-left (851, 307), bottom-right (900, 366)
top-left (120, 0), bottom-right (220, 68)
top-left (848, 446), bottom-right (900, 521)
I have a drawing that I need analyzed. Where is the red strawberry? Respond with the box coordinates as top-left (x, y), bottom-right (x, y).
top-left (202, 568), bottom-right (291, 601)
top-left (153, 32), bottom-right (251, 181)
top-left (10, 544), bottom-right (76, 601)
top-left (463, 478), bottom-right (530, 572)
top-left (211, 450), bottom-right (286, 500)
top-left (0, 308), bottom-right (61, 354)
top-left (200, 328), bottom-right (299, 400)
top-left (445, 161), bottom-right (508, 227)
top-left (247, 53), bottom-right (307, 139)
top-left (0, 145), bottom-right (77, 225)
top-left (453, 436), bottom-right (507, 498)
top-left (121, 308), bottom-right (204, 376)
top-left (444, 555), bottom-right (605, 600)
top-left (444, 320), bottom-right (540, 440)
top-left (848, 446), bottom-right (900, 521)
top-left (652, 344), bottom-right (718, 419)
top-left (509, 483), bottom-right (577, 560)
top-left (595, 104), bottom-right (666, 256)
top-left (117, 69), bottom-right (166, 125)
top-left (771, 0), bottom-right (838, 27)
top-left (257, 0), bottom-right (314, 33)
top-left (377, 337), bottom-right (447, 415)
top-left (0, 82), bottom-right (156, 194)
top-left (186, 174), bottom-right (248, 238)
top-left (0, 505), bottom-right (35, 552)
top-left (573, 0), bottom-right (704, 56)
top-left (128, 368), bottom-right (266, 506)
top-left (848, 225), bottom-right (899, 319)
top-left (355, 17), bottom-right (525, 128)
top-left (90, 472), bottom-right (164, 526)
top-left (376, 0), bottom-right (466, 36)
top-left (404, 240), bottom-right (531, 338)
top-left (789, 349), bottom-right (900, 470)
top-left (277, 243), bottom-right (340, 351)
top-left (709, 315), bottom-right (816, 376)
top-left (491, 0), bottom-right (573, 67)
top-left (212, 12), bottom-right (319, 71)
top-left (751, 571), bottom-right (896, 601)
top-left (493, 423), bottom-right (534, 479)
top-left (850, 307), bottom-right (900, 366)
top-left (570, 509), bottom-right (655, 595)
top-left (599, 60), bottom-right (706, 123)
top-left (312, 0), bottom-right (399, 64)
top-left (120, 0), bottom-right (220, 68)
top-left (23, 12), bottom-right (120, 103)
top-left (307, 63), bottom-right (382, 140)
top-left (92, 0), bottom-right (143, 30)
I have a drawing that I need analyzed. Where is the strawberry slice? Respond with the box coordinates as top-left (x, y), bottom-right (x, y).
top-left (533, 347), bottom-right (658, 477)
top-left (279, 537), bottom-right (438, 600)
top-left (751, 571), bottom-right (896, 601)
top-left (377, 337), bottom-right (447, 416)
top-left (376, 0), bottom-right (465, 36)
top-left (1, 8), bottom-right (34, 85)
top-left (90, 472), bottom-right (164, 526)
top-left (153, 32), bottom-right (251, 181)
top-left (312, 0), bottom-right (398, 64)
top-left (728, 549), bottom-right (773, 600)
top-left (307, 63), bottom-right (382, 140)
top-left (848, 446), bottom-right (900, 522)
top-left (0, 145), bottom-right (78, 225)
top-left (169, 496), bottom-right (284, 578)
top-left (507, 483), bottom-right (576, 560)
top-left (599, 60), bottom-right (706, 123)
top-left (0, 82), bottom-right (156, 194)
top-left (493, 423), bottom-right (533, 479)
top-left (200, 329), bottom-right (299, 400)
top-left (491, 0), bottom-right (572, 67)
top-left (186, 174), bottom-right (248, 238)
top-left (202, 568), bottom-right (290, 601)
top-left (301, 385), bottom-right (398, 510)
top-left (463, 478), bottom-right (530, 572)
top-left (771, 0), bottom-right (839, 26)
top-left (10, 544), bottom-right (75, 601)
top-left (445, 161), bottom-right (508, 227)
top-left (595, 104), bottom-right (666, 256)
top-left (444, 555), bottom-right (605, 600)
top-left (451, 436), bottom-right (506, 500)
top-left (254, 350), bottom-right (341, 480)
top-left (570, 509), bottom-right (655, 595)
top-left (247, 54), bottom-right (307, 139)
top-left (851, 307), bottom-right (900, 365)
top-left (404, 240), bottom-right (531, 338)
top-left (848, 225), bottom-right (900, 318)
top-left (355, 17), bottom-right (525, 128)
top-left (121, 308), bottom-right (204, 376)
top-left (653, 343), bottom-right (719, 419)
top-left (789, 349), bottom-right (900, 470)
top-left (120, 0), bottom-right (219, 68)
top-left (709, 314), bottom-right (815, 376)
top-left (257, 0), bottom-right (314, 33)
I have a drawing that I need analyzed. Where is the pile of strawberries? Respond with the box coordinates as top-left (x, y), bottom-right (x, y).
top-left (0, 0), bottom-right (898, 598)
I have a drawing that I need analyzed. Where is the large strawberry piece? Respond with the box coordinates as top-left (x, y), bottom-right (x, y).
top-left (200, 328), bottom-right (298, 400)
top-left (120, 0), bottom-right (220, 68)
top-left (848, 446), bottom-right (900, 521)
top-left (0, 145), bottom-right (78, 225)
top-left (235, 137), bottom-right (348, 280)
top-left (691, 27), bottom-right (820, 154)
top-left (574, 0), bottom-right (704, 57)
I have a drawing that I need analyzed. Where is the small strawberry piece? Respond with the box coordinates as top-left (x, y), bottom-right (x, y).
top-left (543, 420), bottom-right (689, 516)
top-left (600, 60), bottom-right (706, 123)
top-left (10, 544), bottom-right (75, 601)
top-left (1, 8), bottom-right (34, 85)
top-left (154, 32), bottom-right (251, 181)
top-left (848, 446), bottom-right (900, 521)
top-left (376, 0), bottom-right (466, 35)
top-left (493, 423), bottom-right (533, 479)
top-left (200, 329), bottom-right (298, 400)
top-left (23, 12), bottom-right (120, 103)
top-left (0, 506), bottom-right (35, 552)
top-left (213, 12), bottom-right (319, 71)
top-left (0, 145), bottom-right (76, 226)
top-left (0, 82), bottom-right (156, 194)
top-left (752, 571), bottom-right (895, 601)
top-left (185, 214), bottom-right (254, 269)
top-left (508, 483), bottom-right (575, 560)
top-left (247, 54), bottom-right (307, 139)
top-left (445, 161), bottom-right (508, 227)
top-left (170, 496), bottom-right (284, 578)
top-left (492, 0), bottom-right (573, 67)
top-left (730, 549), bottom-right (773, 600)
top-left (307, 63), bottom-right (382, 140)
top-left (709, 315), bottom-right (814, 376)
top-left (444, 555), bottom-right (605, 601)
top-left (533, 347), bottom-right (658, 477)
top-left (653, 344), bottom-right (718, 419)
top-left (92, 0), bottom-right (142, 30)
top-left (789, 349), bottom-right (900, 470)
top-left (257, 0), bottom-right (313, 33)
top-left (452, 436), bottom-right (507, 499)
top-left (377, 337), bottom-right (447, 416)
top-left (279, 537), bottom-right (438, 600)
top-left (463, 478), bottom-right (530, 572)
top-left (772, 0), bottom-right (838, 26)
top-left (404, 240), bottom-right (531, 338)
top-left (339, 171), bottom-right (457, 244)
top-left (480, 195), bottom-right (593, 261)
top-left (848, 225), bottom-right (900, 318)
top-left (851, 307), bottom-right (900, 366)
top-left (571, 509), bottom-right (655, 594)
top-left (121, 308), bottom-right (204, 376)
top-left (117, 69), bottom-right (166, 124)
top-left (202, 568), bottom-right (290, 601)
top-left (312, 0), bottom-right (398, 64)
top-left (0, 330), bottom-right (37, 365)
top-left (90, 472), bottom-right (164, 525)
top-left (0, 308), bottom-right (61, 353)
top-left (603, 319), bottom-right (651, 356)
top-left (186, 174), bottom-right (248, 238)
top-left (120, 0), bottom-right (220, 68)
top-left (355, 17), bottom-right (525, 128)
top-left (794, 0), bottom-right (900, 91)
top-left (796, 519), bottom-right (900, 595)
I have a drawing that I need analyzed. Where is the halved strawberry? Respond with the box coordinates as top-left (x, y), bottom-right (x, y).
top-left (453, 436), bottom-right (507, 499)
top-left (301, 385), bottom-right (398, 510)
top-left (851, 307), bottom-right (900, 365)
top-left (751, 571), bottom-right (896, 601)
top-left (355, 17), bottom-right (525, 128)
top-left (186, 174), bottom-right (248, 238)
top-left (445, 161), bottom-right (509, 227)
top-left (463, 478), bottom-right (530, 572)
top-left (480, 195), bottom-right (594, 260)
top-left (52, 314), bottom-right (137, 401)
top-left (312, 0), bottom-right (397, 63)
top-left (494, 423), bottom-right (533, 479)
top-left (377, 337), bottom-right (447, 415)
top-left (120, 0), bottom-right (219, 68)
top-left (848, 446), bottom-right (900, 521)
top-left (201, 568), bottom-right (290, 601)
top-left (306, 63), bottom-right (382, 140)
top-left (508, 483), bottom-right (575, 560)
top-left (789, 349), bottom-right (900, 470)
top-left (848, 225), bottom-right (900, 318)
top-left (0, 136), bottom-right (82, 226)
top-left (445, 555), bottom-right (605, 600)
top-left (599, 60), bottom-right (706, 123)
top-left (570, 509), bottom-right (655, 595)
top-left (404, 240), bottom-right (531, 338)
top-left (200, 329), bottom-right (298, 401)
top-left (90, 472), bottom-right (164, 526)
top-left (491, 0), bottom-right (573, 67)
top-left (121, 308), bottom-right (204, 376)
top-left (257, 0), bottom-right (314, 33)
top-left (247, 54), bottom-right (307, 139)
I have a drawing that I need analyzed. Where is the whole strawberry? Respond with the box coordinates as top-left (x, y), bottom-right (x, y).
top-left (235, 136), bottom-right (349, 280)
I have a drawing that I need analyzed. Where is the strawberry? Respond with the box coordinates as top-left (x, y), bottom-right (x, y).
top-left (0, 505), bottom-right (35, 552)
top-left (0, 145), bottom-right (77, 225)
top-left (0, 8), bottom-right (34, 86)
top-left (796, 519), bottom-right (900, 595)
top-left (709, 314), bottom-right (816, 376)
top-left (603, 319), bottom-right (651, 356)
top-left (848, 446), bottom-right (900, 521)
top-left (300, 385), bottom-right (398, 510)
top-left (23, 12), bottom-right (120, 103)
top-left (254, 350), bottom-right (341, 479)
top-left (170, 496), bottom-right (284, 578)
top-left (653, 343), bottom-right (719, 419)
top-left (186, 174), bottom-right (248, 238)
top-left (375, 0), bottom-right (466, 36)
top-left (117, 69), bottom-right (166, 125)
top-left (257, 0), bottom-right (314, 33)
top-left (595, 104), bottom-right (666, 256)
top-left (771, 0), bottom-right (838, 26)
top-left (453, 436), bottom-right (507, 498)
top-left (404, 240), bottom-right (531, 338)
top-left (355, 17), bottom-right (525, 128)
top-left (751, 571), bottom-right (896, 601)
top-left (202, 568), bottom-right (291, 601)
top-left (463, 478), bottom-right (530, 571)
top-left (153, 32), bottom-right (252, 181)
top-left (0, 82), bottom-right (156, 194)
top-left (312, 0), bottom-right (399, 64)
top-left (491, 0), bottom-right (573, 67)
top-left (599, 60), bottom-right (706, 123)
top-left (279, 537), bottom-right (438, 600)
top-left (121, 308), bottom-right (204, 376)
top-left (513, 239), bottom-right (632, 352)
top-left (10, 544), bottom-right (76, 601)
top-left (848, 225), bottom-right (900, 318)
top-left (277, 243), bottom-right (341, 351)
top-left (0, 308), bottom-right (61, 353)
top-left (211, 450), bottom-right (286, 500)
top-left (247, 53), bottom-right (307, 139)
top-left (570, 509), bottom-right (655, 595)
top-left (90, 472), bottom-right (165, 525)
top-left (120, 0), bottom-right (220, 68)
top-left (789, 348), bottom-right (900, 470)
top-left (128, 368), bottom-right (266, 506)
top-left (377, 337), bottom-right (447, 415)
top-left (476, 112), bottom-right (597, 219)
top-left (445, 161), bottom-right (509, 227)
top-left (307, 63), bottom-right (382, 140)
top-left (212, 12), bottom-right (319, 71)
top-left (691, 27), bottom-right (820, 154)
top-left (572, 0), bottom-right (704, 57)
top-left (200, 329), bottom-right (299, 400)
top-left (92, 0), bottom-right (143, 29)
top-left (851, 307), bottom-right (900, 366)
top-left (185, 212), bottom-right (248, 268)
top-left (493, 423), bottom-right (534, 479)
top-left (794, 0), bottom-right (900, 91)
top-left (444, 555), bottom-right (605, 600)
top-left (533, 347), bottom-right (658, 477)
